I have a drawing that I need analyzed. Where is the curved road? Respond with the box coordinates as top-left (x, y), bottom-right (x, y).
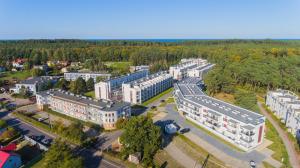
top-left (257, 102), bottom-right (300, 168)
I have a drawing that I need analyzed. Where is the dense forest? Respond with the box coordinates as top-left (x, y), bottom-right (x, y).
top-left (0, 39), bottom-right (299, 93)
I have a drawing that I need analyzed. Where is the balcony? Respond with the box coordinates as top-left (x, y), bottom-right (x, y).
top-left (240, 137), bottom-right (254, 143)
top-left (241, 131), bottom-right (255, 136)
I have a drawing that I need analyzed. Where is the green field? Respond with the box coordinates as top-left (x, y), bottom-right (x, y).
top-left (84, 91), bottom-right (95, 98)
top-left (1, 70), bottom-right (31, 81)
top-left (105, 61), bottom-right (132, 70)
top-left (142, 88), bottom-right (173, 106)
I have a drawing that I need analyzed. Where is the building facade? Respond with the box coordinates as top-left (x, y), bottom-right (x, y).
top-left (11, 76), bottom-right (60, 95)
top-left (36, 89), bottom-right (131, 130)
top-left (129, 65), bottom-right (150, 73)
top-left (64, 72), bottom-right (111, 82)
top-left (122, 71), bottom-right (173, 104)
top-left (266, 89), bottom-right (300, 137)
top-left (169, 58), bottom-right (213, 80)
top-left (174, 77), bottom-right (265, 151)
top-left (95, 69), bottom-right (149, 100)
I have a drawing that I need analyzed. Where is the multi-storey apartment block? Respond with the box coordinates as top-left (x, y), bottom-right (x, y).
top-left (122, 71), bottom-right (173, 104)
top-left (64, 72), bottom-right (111, 82)
top-left (174, 77), bottom-right (265, 151)
top-left (10, 76), bottom-right (60, 95)
top-left (95, 69), bottom-right (149, 100)
top-left (266, 89), bottom-right (300, 137)
top-left (186, 63), bottom-right (215, 79)
top-left (169, 58), bottom-right (214, 80)
top-left (36, 89), bottom-right (131, 130)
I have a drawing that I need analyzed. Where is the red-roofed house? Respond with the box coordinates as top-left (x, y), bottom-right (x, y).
top-left (0, 151), bottom-right (21, 168)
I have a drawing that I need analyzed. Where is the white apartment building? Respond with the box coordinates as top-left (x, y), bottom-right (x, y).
top-left (187, 63), bottom-right (215, 79)
top-left (95, 69), bottom-right (149, 100)
top-left (10, 76), bottom-right (60, 95)
top-left (169, 58), bottom-right (214, 80)
top-left (122, 71), bottom-right (173, 104)
top-left (174, 77), bottom-right (266, 151)
top-left (64, 72), bottom-right (111, 82)
top-left (266, 89), bottom-right (300, 137)
top-left (36, 89), bottom-right (131, 130)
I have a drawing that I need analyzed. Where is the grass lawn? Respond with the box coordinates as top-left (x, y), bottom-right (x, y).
top-left (1, 70), bottom-right (31, 81)
top-left (142, 88), bottom-right (173, 106)
top-left (105, 61), bottom-right (132, 70)
top-left (174, 134), bottom-right (225, 168)
top-left (186, 119), bottom-right (245, 152)
top-left (265, 120), bottom-right (291, 167)
top-left (154, 149), bottom-right (183, 168)
top-left (84, 91), bottom-right (95, 99)
top-left (262, 161), bottom-right (276, 168)
top-left (102, 151), bottom-right (137, 168)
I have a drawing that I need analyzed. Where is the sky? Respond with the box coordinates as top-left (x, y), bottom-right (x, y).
top-left (0, 0), bottom-right (300, 39)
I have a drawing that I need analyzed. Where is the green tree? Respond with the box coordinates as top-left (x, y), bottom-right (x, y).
top-left (42, 140), bottom-right (84, 168)
top-left (19, 86), bottom-right (31, 97)
top-left (31, 68), bottom-right (45, 77)
top-left (234, 90), bottom-right (257, 111)
top-left (120, 116), bottom-right (162, 167)
top-left (86, 78), bottom-right (94, 91)
top-left (70, 77), bottom-right (87, 94)
top-left (0, 119), bottom-right (7, 129)
top-left (55, 78), bottom-right (69, 90)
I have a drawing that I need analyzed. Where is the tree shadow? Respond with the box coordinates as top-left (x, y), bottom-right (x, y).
top-left (155, 119), bottom-right (178, 148)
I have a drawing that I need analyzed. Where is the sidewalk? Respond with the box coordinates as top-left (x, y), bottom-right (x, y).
top-left (257, 102), bottom-right (300, 168)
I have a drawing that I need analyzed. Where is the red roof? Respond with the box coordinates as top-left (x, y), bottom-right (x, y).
top-left (0, 143), bottom-right (17, 152)
top-left (0, 151), bottom-right (10, 168)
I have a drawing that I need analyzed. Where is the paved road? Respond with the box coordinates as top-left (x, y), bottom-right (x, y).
top-left (79, 149), bottom-right (125, 168)
top-left (257, 102), bottom-right (300, 168)
top-left (96, 130), bottom-right (123, 150)
top-left (162, 104), bottom-right (266, 166)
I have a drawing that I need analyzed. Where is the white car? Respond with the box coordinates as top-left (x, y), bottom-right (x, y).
top-left (249, 160), bottom-right (256, 168)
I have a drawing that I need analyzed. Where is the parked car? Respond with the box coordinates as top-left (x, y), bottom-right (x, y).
top-left (35, 135), bottom-right (45, 141)
top-left (179, 128), bottom-right (190, 134)
top-left (249, 160), bottom-right (256, 168)
top-left (42, 138), bottom-right (52, 145)
top-left (150, 106), bottom-right (156, 109)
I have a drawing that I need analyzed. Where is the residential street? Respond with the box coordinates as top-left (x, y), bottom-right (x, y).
top-left (257, 102), bottom-right (300, 168)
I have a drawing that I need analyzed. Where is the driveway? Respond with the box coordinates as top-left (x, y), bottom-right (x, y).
top-left (162, 103), bottom-right (267, 168)
top-left (258, 102), bottom-right (300, 168)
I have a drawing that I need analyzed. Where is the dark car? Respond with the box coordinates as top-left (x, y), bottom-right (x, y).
top-left (42, 138), bottom-right (52, 145)
top-left (179, 128), bottom-right (190, 134)
top-left (35, 135), bottom-right (45, 141)
top-left (150, 106), bottom-right (156, 109)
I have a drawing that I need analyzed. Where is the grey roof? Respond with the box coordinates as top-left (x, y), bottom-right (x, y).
top-left (38, 89), bottom-right (130, 111)
top-left (19, 76), bottom-right (59, 85)
top-left (104, 69), bottom-right (148, 82)
top-left (193, 63), bottom-right (215, 71)
top-left (126, 71), bottom-right (170, 87)
top-left (175, 77), bottom-right (265, 125)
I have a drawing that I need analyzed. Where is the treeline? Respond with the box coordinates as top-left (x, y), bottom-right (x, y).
top-left (0, 39), bottom-right (300, 92)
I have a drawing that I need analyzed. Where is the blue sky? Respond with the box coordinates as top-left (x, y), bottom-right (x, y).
top-left (0, 0), bottom-right (299, 39)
